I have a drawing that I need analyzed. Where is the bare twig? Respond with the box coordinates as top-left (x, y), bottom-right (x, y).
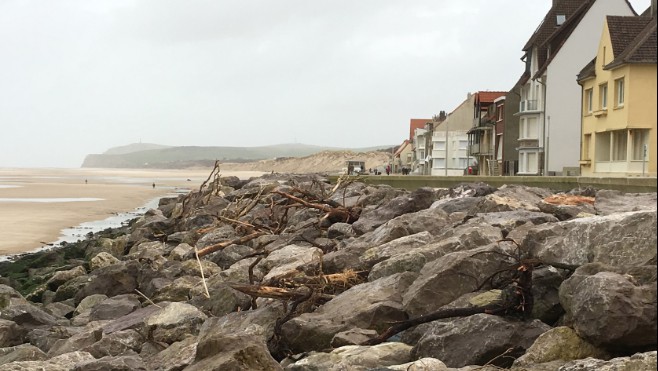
top-left (195, 246), bottom-right (211, 299)
top-left (195, 231), bottom-right (266, 258)
top-left (134, 289), bottom-right (163, 308)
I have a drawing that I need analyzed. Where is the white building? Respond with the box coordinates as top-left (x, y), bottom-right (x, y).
top-left (431, 128), bottom-right (470, 176)
top-left (516, 0), bottom-right (635, 175)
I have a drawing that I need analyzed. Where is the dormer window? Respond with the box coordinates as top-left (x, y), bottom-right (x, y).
top-left (556, 14), bottom-right (566, 26)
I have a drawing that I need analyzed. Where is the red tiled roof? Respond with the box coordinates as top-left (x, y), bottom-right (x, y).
top-left (476, 91), bottom-right (507, 104)
top-left (409, 119), bottom-right (431, 141)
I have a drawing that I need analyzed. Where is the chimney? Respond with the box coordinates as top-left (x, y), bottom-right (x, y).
top-left (652, 0), bottom-right (657, 17)
top-left (439, 111), bottom-right (447, 121)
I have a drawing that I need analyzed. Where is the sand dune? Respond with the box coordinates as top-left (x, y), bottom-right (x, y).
top-left (0, 167), bottom-right (265, 257)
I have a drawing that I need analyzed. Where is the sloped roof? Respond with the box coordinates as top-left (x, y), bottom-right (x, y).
top-left (409, 119), bottom-right (430, 141)
top-left (532, 1), bottom-right (596, 79)
top-left (577, 57), bottom-right (597, 82)
top-left (523, 0), bottom-right (594, 52)
top-left (605, 16), bottom-right (657, 69)
top-left (394, 140), bottom-right (410, 157)
top-left (525, 0), bottom-right (635, 79)
top-left (475, 91), bottom-right (507, 104)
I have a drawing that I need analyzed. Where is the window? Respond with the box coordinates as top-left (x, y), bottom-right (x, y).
top-left (520, 117), bottom-right (538, 139)
top-left (433, 158), bottom-right (446, 169)
top-left (519, 151), bottom-right (538, 174)
top-left (602, 46), bottom-right (606, 66)
top-left (458, 140), bottom-right (468, 149)
top-left (457, 157), bottom-right (468, 169)
top-left (585, 88), bottom-right (593, 113)
top-left (583, 134), bottom-right (591, 160)
top-left (632, 130), bottom-right (650, 161)
top-left (612, 130), bottom-right (627, 161)
top-left (435, 141), bottom-right (446, 150)
top-left (615, 78), bottom-right (625, 107)
top-left (596, 130), bottom-right (630, 162)
top-left (596, 132), bottom-right (611, 161)
top-left (496, 104), bottom-right (504, 121)
top-left (599, 83), bottom-right (608, 109)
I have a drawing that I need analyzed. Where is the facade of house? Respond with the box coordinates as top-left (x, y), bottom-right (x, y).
top-left (516, 0), bottom-right (635, 176)
top-left (467, 91), bottom-right (506, 175)
top-left (577, 12), bottom-right (657, 176)
top-left (412, 127), bottom-right (428, 174)
top-left (493, 96), bottom-right (506, 175)
top-left (430, 94), bottom-right (476, 176)
top-left (504, 75), bottom-right (526, 175)
top-left (392, 139), bottom-right (414, 173)
top-left (408, 119), bottom-right (431, 174)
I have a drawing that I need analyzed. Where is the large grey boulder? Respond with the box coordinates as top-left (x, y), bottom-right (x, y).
top-left (74, 260), bottom-right (141, 304)
top-left (281, 272), bottom-right (417, 353)
top-left (47, 321), bottom-right (106, 357)
top-left (283, 342), bottom-right (413, 371)
top-left (0, 319), bottom-right (26, 347)
top-left (146, 336), bottom-right (197, 371)
top-left (524, 210), bottom-right (657, 268)
top-left (258, 244), bottom-right (323, 281)
top-left (83, 329), bottom-right (144, 358)
top-left (0, 301), bottom-right (61, 329)
top-left (145, 302), bottom-right (207, 344)
top-left (594, 190), bottom-right (657, 215)
top-left (359, 231), bottom-right (434, 270)
top-left (352, 187), bottom-right (439, 234)
top-left (187, 279), bottom-right (253, 317)
top-left (512, 326), bottom-right (609, 368)
top-left (46, 266), bottom-right (87, 291)
top-left (559, 270), bottom-right (657, 352)
top-left (403, 243), bottom-right (517, 317)
top-left (187, 331), bottom-right (282, 371)
top-left (89, 252), bottom-right (120, 271)
top-left (558, 351), bottom-right (656, 371)
top-left (411, 314), bottom-right (550, 368)
top-left (84, 236), bottom-right (127, 260)
top-left (89, 294), bottom-right (141, 322)
top-left (0, 351), bottom-right (95, 371)
top-left (73, 354), bottom-right (146, 371)
top-left (0, 344), bottom-right (47, 364)
top-left (464, 210), bottom-right (558, 236)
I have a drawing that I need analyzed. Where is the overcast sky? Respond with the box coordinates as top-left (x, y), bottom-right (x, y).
top-left (0, 0), bottom-right (650, 168)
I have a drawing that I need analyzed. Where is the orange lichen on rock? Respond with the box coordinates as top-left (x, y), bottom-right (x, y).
top-left (543, 194), bottom-right (595, 206)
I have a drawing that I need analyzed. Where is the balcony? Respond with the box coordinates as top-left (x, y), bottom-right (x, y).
top-left (593, 109), bottom-right (608, 118)
top-left (519, 100), bottom-right (538, 112)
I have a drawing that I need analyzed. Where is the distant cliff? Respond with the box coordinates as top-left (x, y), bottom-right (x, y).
top-left (81, 143), bottom-right (392, 169)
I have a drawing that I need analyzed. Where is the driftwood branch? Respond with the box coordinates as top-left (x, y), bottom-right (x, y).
top-left (195, 231), bottom-right (266, 258)
top-left (228, 283), bottom-right (335, 303)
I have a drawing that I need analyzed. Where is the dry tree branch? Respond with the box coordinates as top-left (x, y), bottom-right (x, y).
top-left (195, 231), bottom-right (266, 258)
top-left (228, 283), bottom-right (334, 302)
top-left (195, 246), bottom-right (211, 298)
top-left (134, 289), bottom-right (163, 308)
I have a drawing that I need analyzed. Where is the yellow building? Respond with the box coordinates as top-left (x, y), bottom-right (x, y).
top-left (577, 15), bottom-right (656, 177)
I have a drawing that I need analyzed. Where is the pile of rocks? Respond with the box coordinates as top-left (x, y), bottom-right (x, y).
top-left (1, 173), bottom-right (656, 370)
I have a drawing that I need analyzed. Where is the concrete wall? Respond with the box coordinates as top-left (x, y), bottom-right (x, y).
top-left (328, 174), bottom-right (657, 193)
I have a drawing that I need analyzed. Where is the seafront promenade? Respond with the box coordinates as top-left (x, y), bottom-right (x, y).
top-left (335, 174), bottom-right (658, 193)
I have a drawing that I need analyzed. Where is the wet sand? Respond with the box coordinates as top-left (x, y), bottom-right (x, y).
top-left (0, 167), bottom-right (265, 257)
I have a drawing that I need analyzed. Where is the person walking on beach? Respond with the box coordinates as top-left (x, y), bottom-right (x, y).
top-left (152, 182), bottom-right (155, 189)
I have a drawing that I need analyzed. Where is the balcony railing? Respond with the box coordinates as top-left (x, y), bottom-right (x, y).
top-left (519, 100), bottom-right (538, 112)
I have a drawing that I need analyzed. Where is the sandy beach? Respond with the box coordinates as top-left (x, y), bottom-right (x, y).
top-left (0, 167), bottom-right (265, 257)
